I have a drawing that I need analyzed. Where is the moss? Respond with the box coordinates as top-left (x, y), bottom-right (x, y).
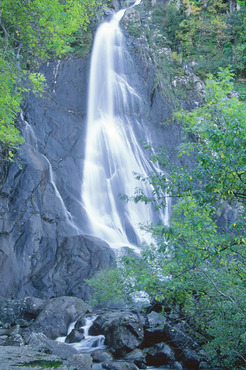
top-left (18, 360), bottom-right (63, 368)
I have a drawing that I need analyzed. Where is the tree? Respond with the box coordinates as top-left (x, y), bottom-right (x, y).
top-left (89, 69), bottom-right (246, 368)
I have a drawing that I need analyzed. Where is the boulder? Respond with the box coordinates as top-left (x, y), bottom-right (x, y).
top-left (0, 345), bottom-right (66, 369)
top-left (90, 311), bottom-right (145, 357)
top-left (181, 348), bottom-right (201, 369)
top-left (144, 342), bottom-right (175, 367)
top-left (125, 348), bottom-right (146, 368)
top-left (75, 314), bottom-right (87, 329)
top-left (31, 296), bottom-right (91, 339)
top-left (102, 361), bottom-right (139, 370)
top-left (146, 311), bottom-right (166, 328)
top-left (65, 328), bottom-right (85, 344)
top-left (0, 296), bottom-right (47, 325)
top-left (28, 332), bottom-right (77, 359)
top-left (67, 353), bottom-right (93, 369)
top-left (92, 350), bottom-right (114, 363)
top-left (143, 311), bottom-right (167, 347)
top-left (163, 322), bottom-right (199, 351)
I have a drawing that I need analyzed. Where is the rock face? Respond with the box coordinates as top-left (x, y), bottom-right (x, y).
top-left (0, 56), bottom-right (116, 300)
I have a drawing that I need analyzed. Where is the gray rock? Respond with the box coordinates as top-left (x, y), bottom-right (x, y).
top-left (144, 342), bottom-right (175, 367)
top-left (28, 332), bottom-right (77, 359)
top-left (102, 361), bottom-right (139, 370)
top-left (0, 57), bottom-right (116, 301)
top-left (182, 349), bottom-right (201, 369)
top-left (0, 296), bottom-right (47, 325)
top-left (65, 328), bottom-right (85, 343)
top-left (5, 333), bottom-right (25, 347)
top-left (0, 345), bottom-right (67, 369)
top-left (90, 311), bottom-right (145, 357)
top-left (31, 296), bottom-right (91, 339)
top-left (143, 327), bottom-right (166, 347)
top-left (75, 315), bottom-right (87, 329)
top-left (125, 348), bottom-right (146, 368)
top-left (67, 353), bottom-right (93, 369)
top-left (92, 350), bottom-right (114, 363)
top-left (147, 311), bottom-right (166, 328)
top-left (174, 361), bottom-right (183, 370)
top-left (163, 322), bottom-right (199, 351)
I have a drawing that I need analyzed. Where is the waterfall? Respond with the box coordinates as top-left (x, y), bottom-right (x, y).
top-left (82, 0), bottom-right (168, 249)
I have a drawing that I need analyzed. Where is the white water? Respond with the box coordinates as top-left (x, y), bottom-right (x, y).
top-left (56, 315), bottom-right (106, 353)
top-left (82, 0), bottom-right (168, 249)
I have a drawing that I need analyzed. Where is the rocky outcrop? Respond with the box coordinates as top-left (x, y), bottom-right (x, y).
top-left (89, 311), bottom-right (145, 357)
top-left (0, 57), bottom-right (116, 300)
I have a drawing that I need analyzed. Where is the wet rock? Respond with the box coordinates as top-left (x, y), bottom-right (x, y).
top-left (144, 342), bottom-right (175, 367)
top-left (143, 311), bottom-right (167, 347)
top-left (28, 332), bottom-right (77, 359)
top-left (125, 348), bottom-right (146, 368)
top-left (102, 361), bottom-right (139, 370)
top-left (92, 350), bottom-right (114, 363)
top-left (90, 311), bottom-right (145, 357)
top-left (65, 328), bottom-right (85, 343)
top-left (182, 349), bottom-right (201, 369)
top-left (174, 361), bottom-right (183, 369)
top-left (75, 315), bottom-right (87, 329)
top-left (31, 296), bottom-right (91, 339)
top-left (163, 322), bottom-right (199, 351)
top-left (0, 345), bottom-right (66, 369)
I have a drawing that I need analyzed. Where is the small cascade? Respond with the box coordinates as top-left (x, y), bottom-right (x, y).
top-left (82, 0), bottom-right (168, 250)
top-left (56, 314), bottom-right (106, 353)
top-left (20, 109), bottom-right (79, 233)
top-left (20, 110), bottom-right (37, 148)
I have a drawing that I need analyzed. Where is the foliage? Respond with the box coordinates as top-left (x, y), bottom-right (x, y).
top-left (150, 0), bottom-right (246, 79)
top-left (0, 0), bottom-right (100, 60)
top-left (0, 0), bottom-right (101, 158)
top-left (89, 70), bottom-right (246, 368)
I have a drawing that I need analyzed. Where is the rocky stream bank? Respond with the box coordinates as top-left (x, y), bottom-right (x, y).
top-left (0, 296), bottom-right (213, 369)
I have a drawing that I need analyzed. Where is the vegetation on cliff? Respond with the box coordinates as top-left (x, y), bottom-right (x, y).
top-left (150, 0), bottom-right (245, 79)
top-left (0, 0), bottom-right (102, 160)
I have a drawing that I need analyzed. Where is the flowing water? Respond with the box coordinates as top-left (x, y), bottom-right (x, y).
top-left (56, 314), bottom-right (106, 353)
top-left (82, 1), bottom-right (168, 250)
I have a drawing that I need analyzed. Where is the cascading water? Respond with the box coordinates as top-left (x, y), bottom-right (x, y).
top-left (82, 0), bottom-right (168, 249)
top-left (56, 315), bottom-right (105, 353)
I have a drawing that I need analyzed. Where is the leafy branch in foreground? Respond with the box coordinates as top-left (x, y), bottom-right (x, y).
top-left (89, 69), bottom-right (246, 369)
